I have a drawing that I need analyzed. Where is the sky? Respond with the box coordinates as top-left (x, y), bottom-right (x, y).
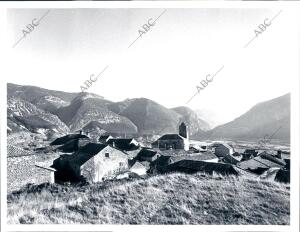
top-left (6, 8), bottom-right (297, 126)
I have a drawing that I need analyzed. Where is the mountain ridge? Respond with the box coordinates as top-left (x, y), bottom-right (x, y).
top-left (192, 93), bottom-right (290, 142)
top-left (7, 83), bottom-right (290, 143)
top-left (7, 83), bottom-right (208, 136)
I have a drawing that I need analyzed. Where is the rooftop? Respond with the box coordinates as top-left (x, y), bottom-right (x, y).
top-left (152, 151), bottom-right (218, 167)
top-left (158, 134), bottom-right (185, 140)
top-left (99, 134), bottom-right (112, 139)
top-left (52, 143), bottom-right (108, 168)
top-left (50, 134), bottom-right (89, 146)
top-left (213, 143), bottom-right (233, 150)
top-left (164, 160), bottom-right (239, 175)
top-left (107, 138), bottom-right (138, 149)
top-left (237, 152), bottom-right (286, 171)
top-left (137, 149), bottom-right (160, 158)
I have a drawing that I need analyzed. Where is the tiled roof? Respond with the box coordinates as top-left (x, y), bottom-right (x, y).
top-left (158, 134), bottom-right (185, 140)
top-left (79, 143), bottom-right (107, 156)
top-left (52, 143), bottom-right (107, 168)
top-left (106, 138), bottom-right (138, 149)
top-left (238, 152), bottom-right (285, 171)
top-left (165, 160), bottom-right (239, 175)
top-left (50, 134), bottom-right (89, 145)
top-left (214, 143), bottom-right (233, 150)
top-left (170, 152), bottom-right (217, 162)
top-left (152, 151), bottom-right (217, 167)
top-left (99, 135), bottom-right (111, 139)
top-left (138, 149), bottom-right (159, 158)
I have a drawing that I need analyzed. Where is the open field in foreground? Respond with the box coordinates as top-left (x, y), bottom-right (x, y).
top-left (7, 173), bottom-right (289, 224)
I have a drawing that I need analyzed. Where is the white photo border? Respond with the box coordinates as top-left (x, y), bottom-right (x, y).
top-left (1, 1), bottom-right (299, 232)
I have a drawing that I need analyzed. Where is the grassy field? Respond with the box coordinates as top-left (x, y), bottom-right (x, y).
top-left (7, 172), bottom-right (289, 225)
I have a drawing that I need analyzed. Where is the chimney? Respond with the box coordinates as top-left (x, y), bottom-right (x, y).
top-left (79, 130), bottom-right (82, 135)
top-left (113, 141), bottom-right (116, 148)
top-left (276, 150), bottom-right (282, 159)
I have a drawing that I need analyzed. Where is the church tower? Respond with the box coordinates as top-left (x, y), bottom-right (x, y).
top-left (179, 122), bottom-right (189, 140)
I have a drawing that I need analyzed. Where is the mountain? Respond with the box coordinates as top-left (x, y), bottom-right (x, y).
top-left (195, 109), bottom-right (223, 129)
top-left (7, 83), bottom-right (78, 114)
top-left (7, 97), bottom-right (70, 135)
top-left (7, 84), bottom-right (289, 142)
top-left (7, 83), bottom-right (212, 137)
top-left (171, 106), bottom-right (211, 134)
top-left (81, 121), bottom-right (108, 139)
top-left (107, 98), bottom-right (182, 135)
top-left (56, 93), bottom-right (138, 133)
top-left (193, 93), bottom-right (290, 142)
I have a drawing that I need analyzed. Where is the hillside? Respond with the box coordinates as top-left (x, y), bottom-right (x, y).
top-left (8, 83), bottom-right (288, 141)
top-left (171, 106), bottom-right (211, 134)
top-left (7, 173), bottom-right (289, 224)
top-left (7, 83), bottom-right (213, 136)
top-left (193, 93), bottom-right (290, 142)
top-left (107, 98), bottom-right (182, 135)
top-left (7, 97), bottom-right (69, 135)
top-left (56, 93), bottom-right (138, 133)
top-left (7, 83), bottom-right (78, 114)
top-left (195, 108), bottom-right (222, 129)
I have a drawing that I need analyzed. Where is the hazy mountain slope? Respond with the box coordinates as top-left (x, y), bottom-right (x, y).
top-left (56, 93), bottom-right (138, 133)
top-left (7, 97), bottom-right (69, 134)
top-left (193, 94), bottom-right (290, 142)
top-left (108, 98), bottom-right (182, 135)
top-left (171, 106), bottom-right (211, 134)
top-left (195, 109), bottom-right (223, 129)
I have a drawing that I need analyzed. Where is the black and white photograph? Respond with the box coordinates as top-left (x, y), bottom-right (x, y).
top-left (1, 4), bottom-right (300, 232)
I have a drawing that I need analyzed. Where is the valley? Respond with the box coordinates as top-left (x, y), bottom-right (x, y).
top-left (6, 83), bottom-right (291, 225)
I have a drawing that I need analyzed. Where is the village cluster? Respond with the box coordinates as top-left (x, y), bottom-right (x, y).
top-left (34, 122), bottom-right (290, 184)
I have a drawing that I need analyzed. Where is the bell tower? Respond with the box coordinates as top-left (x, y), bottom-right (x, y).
top-left (179, 122), bottom-right (189, 140)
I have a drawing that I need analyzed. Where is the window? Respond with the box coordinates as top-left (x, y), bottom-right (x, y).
top-left (105, 152), bottom-right (109, 158)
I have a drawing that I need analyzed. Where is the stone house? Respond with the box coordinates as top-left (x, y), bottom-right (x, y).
top-left (241, 149), bottom-right (259, 161)
top-left (51, 132), bottom-right (90, 153)
top-left (99, 134), bottom-right (113, 143)
top-left (159, 160), bottom-right (239, 175)
top-left (152, 134), bottom-right (189, 151)
top-left (237, 151), bottom-right (286, 175)
top-left (136, 149), bottom-right (162, 162)
top-left (50, 132), bottom-right (89, 146)
top-left (51, 143), bottom-right (129, 183)
top-left (149, 151), bottom-right (218, 174)
top-left (35, 164), bottom-right (56, 183)
top-left (152, 122), bottom-right (190, 151)
top-left (106, 138), bottom-right (140, 151)
top-left (222, 152), bottom-right (243, 165)
top-left (212, 143), bottom-right (234, 157)
top-left (130, 161), bottom-right (148, 176)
